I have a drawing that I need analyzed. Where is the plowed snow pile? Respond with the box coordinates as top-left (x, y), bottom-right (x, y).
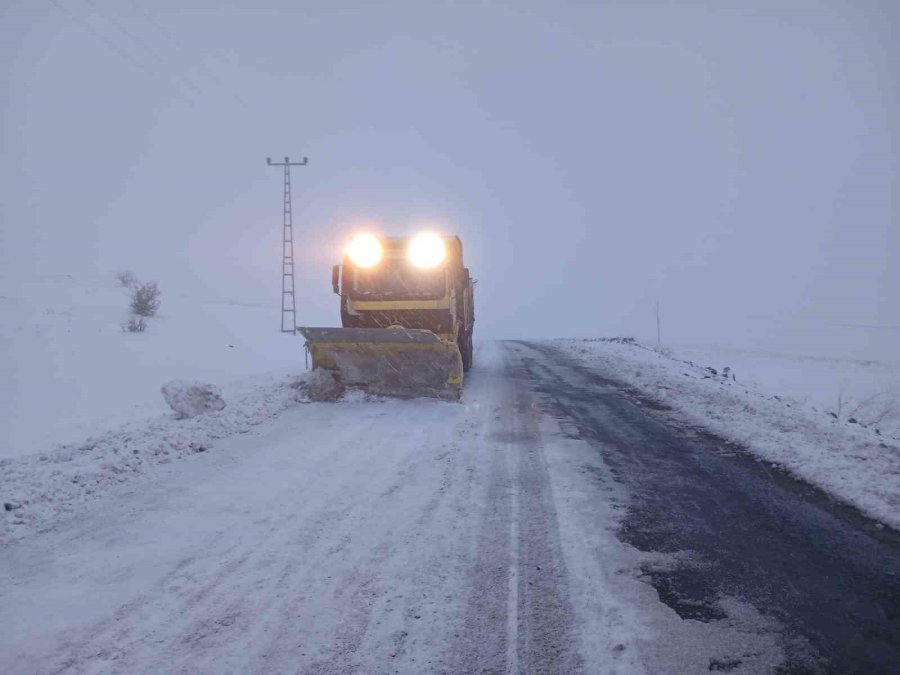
top-left (0, 373), bottom-right (305, 544)
top-left (556, 338), bottom-right (900, 530)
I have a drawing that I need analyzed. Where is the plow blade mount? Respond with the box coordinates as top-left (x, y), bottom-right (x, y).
top-left (299, 327), bottom-right (463, 400)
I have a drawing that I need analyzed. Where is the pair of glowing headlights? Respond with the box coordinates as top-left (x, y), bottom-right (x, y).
top-left (345, 233), bottom-right (447, 269)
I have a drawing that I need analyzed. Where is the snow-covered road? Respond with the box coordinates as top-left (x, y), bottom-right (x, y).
top-left (1, 343), bottom-right (642, 674)
top-left (2, 342), bottom-right (898, 674)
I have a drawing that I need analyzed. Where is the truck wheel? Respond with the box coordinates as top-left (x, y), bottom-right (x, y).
top-left (460, 330), bottom-right (473, 372)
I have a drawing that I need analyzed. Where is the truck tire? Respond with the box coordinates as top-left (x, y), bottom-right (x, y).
top-left (460, 330), bottom-right (473, 372)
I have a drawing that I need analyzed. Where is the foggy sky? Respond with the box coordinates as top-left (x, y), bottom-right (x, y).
top-left (2, 0), bottom-right (897, 359)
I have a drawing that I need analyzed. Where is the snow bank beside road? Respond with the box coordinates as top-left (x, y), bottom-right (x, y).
top-left (0, 372), bottom-right (305, 544)
top-left (555, 339), bottom-right (900, 531)
top-left (674, 344), bottom-right (900, 439)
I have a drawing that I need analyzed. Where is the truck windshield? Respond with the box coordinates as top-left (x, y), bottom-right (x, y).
top-left (351, 260), bottom-right (446, 299)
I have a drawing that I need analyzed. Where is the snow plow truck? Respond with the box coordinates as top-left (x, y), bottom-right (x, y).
top-left (299, 232), bottom-right (475, 400)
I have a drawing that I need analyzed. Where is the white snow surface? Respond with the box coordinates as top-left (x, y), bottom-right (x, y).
top-left (0, 342), bottom-right (794, 674)
top-left (0, 369), bottom-right (305, 544)
top-left (555, 338), bottom-right (900, 531)
top-left (0, 274), bottom-right (303, 460)
top-left (673, 343), bottom-right (900, 438)
top-left (2, 272), bottom-right (887, 672)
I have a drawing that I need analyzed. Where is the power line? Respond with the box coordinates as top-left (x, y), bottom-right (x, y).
top-left (123, 0), bottom-right (251, 110)
top-left (80, 0), bottom-right (206, 98)
top-left (50, 0), bottom-right (155, 78)
top-left (49, 0), bottom-right (197, 106)
top-left (831, 323), bottom-right (900, 332)
top-left (52, 0), bottom-right (248, 109)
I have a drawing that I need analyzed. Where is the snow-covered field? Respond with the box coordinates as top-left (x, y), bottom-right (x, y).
top-left (0, 273), bottom-right (316, 543)
top-left (673, 343), bottom-right (900, 438)
top-left (556, 338), bottom-right (900, 531)
top-left (0, 275), bottom-right (304, 459)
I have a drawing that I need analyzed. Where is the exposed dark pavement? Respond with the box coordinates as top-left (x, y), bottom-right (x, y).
top-left (508, 341), bottom-right (900, 674)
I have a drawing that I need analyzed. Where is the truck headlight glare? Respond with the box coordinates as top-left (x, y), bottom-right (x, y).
top-left (346, 233), bottom-right (383, 268)
top-left (408, 233), bottom-right (446, 268)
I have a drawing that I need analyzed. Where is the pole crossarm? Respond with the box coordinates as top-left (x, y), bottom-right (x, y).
top-left (267, 156), bottom-right (308, 166)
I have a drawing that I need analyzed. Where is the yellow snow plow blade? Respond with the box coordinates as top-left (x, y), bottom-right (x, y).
top-left (298, 327), bottom-right (463, 400)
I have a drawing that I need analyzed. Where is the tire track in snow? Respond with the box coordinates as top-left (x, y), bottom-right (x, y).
top-left (453, 390), bottom-right (515, 674)
top-left (508, 357), bottom-right (582, 675)
top-left (452, 353), bottom-right (581, 674)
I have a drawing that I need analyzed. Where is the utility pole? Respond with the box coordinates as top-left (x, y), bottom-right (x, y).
top-left (267, 155), bottom-right (308, 333)
top-left (656, 301), bottom-right (661, 347)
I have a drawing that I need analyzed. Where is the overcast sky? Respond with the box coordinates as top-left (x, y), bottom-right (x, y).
top-left (1, 0), bottom-right (897, 358)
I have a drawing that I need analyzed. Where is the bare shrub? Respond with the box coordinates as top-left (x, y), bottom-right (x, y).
top-left (122, 316), bottom-right (147, 333)
top-left (131, 282), bottom-right (161, 317)
top-left (116, 270), bottom-right (138, 289)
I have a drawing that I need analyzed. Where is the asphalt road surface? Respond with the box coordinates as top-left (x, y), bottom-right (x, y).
top-left (2, 342), bottom-right (898, 674)
top-left (510, 341), bottom-right (900, 674)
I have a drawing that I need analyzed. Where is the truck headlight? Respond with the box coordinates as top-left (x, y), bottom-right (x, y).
top-left (346, 233), bottom-right (383, 268)
top-left (408, 233), bottom-right (446, 268)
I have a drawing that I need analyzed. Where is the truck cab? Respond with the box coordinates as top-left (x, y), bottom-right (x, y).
top-left (332, 234), bottom-right (475, 370)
